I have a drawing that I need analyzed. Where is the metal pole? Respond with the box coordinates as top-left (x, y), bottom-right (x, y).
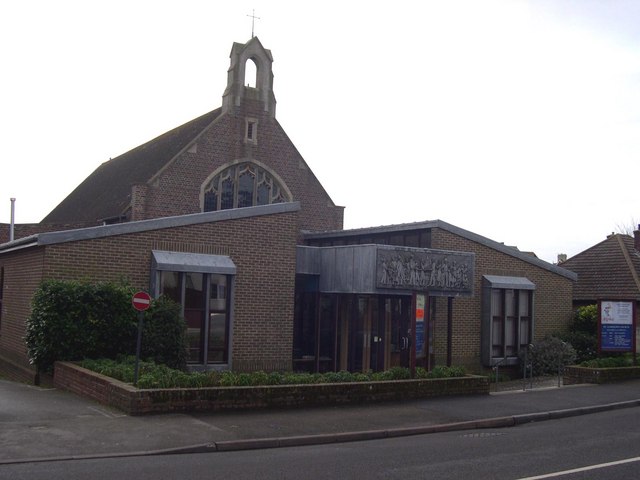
top-left (9, 198), bottom-right (15, 242)
top-left (133, 311), bottom-right (144, 386)
top-left (530, 345), bottom-right (534, 390)
top-left (523, 348), bottom-right (527, 391)
top-left (446, 297), bottom-right (453, 367)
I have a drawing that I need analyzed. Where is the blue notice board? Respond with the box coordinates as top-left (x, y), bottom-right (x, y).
top-left (415, 321), bottom-right (425, 356)
top-left (599, 300), bottom-right (636, 353)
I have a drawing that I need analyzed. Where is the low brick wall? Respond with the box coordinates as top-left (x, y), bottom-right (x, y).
top-left (564, 365), bottom-right (640, 385)
top-left (54, 361), bottom-right (490, 415)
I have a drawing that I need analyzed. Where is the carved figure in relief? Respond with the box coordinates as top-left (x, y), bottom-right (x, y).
top-left (378, 251), bottom-right (470, 291)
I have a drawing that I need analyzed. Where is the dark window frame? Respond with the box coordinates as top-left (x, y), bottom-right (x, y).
top-left (481, 276), bottom-right (535, 367)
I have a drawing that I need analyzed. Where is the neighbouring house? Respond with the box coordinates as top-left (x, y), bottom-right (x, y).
top-left (0, 37), bottom-right (577, 383)
top-left (558, 229), bottom-right (640, 350)
top-left (558, 229), bottom-right (640, 308)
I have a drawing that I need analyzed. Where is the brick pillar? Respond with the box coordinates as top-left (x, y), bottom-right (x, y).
top-left (130, 184), bottom-right (148, 221)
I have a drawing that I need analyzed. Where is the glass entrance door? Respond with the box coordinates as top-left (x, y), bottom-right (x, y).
top-left (386, 296), bottom-right (411, 369)
top-left (294, 293), bottom-right (413, 373)
top-left (335, 295), bottom-right (411, 373)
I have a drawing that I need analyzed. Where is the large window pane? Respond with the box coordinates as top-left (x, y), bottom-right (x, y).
top-left (208, 275), bottom-right (228, 364)
top-left (210, 274), bottom-right (227, 311)
top-left (221, 176), bottom-right (234, 210)
top-left (519, 290), bottom-right (531, 347)
top-left (204, 190), bottom-right (218, 212)
top-left (160, 271), bottom-right (181, 303)
top-left (492, 317), bottom-right (503, 357)
top-left (185, 273), bottom-right (205, 363)
top-left (237, 168), bottom-right (255, 208)
top-left (491, 289), bottom-right (503, 357)
top-left (505, 317), bottom-right (517, 356)
top-left (505, 290), bottom-right (517, 356)
top-left (257, 182), bottom-right (270, 205)
top-left (520, 318), bottom-right (530, 346)
top-left (208, 313), bottom-right (227, 363)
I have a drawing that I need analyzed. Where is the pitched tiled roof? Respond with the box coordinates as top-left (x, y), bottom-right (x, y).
top-left (560, 234), bottom-right (640, 301)
top-left (41, 108), bottom-right (222, 224)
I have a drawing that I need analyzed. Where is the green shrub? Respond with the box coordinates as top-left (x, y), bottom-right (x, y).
top-left (522, 336), bottom-right (577, 376)
top-left (79, 358), bottom-right (470, 389)
top-left (573, 304), bottom-right (598, 334)
top-left (561, 331), bottom-right (598, 364)
top-left (141, 295), bottom-right (188, 370)
top-left (560, 305), bottom-right (598, 363)
top-left (26, 280), bottom-right (188, 374)
top-left (386, 366), bottom-right (412, 380)
top-left (428, 365), bottom-right (466, 378)
top-left (280, 372), bottom-right (318, 384)
top-left (267, 371), bottom-right (283, 385)
top-left (26, 280), bottom-right (137, 372)
top-left (581, 355), bottom-right (634, 368)
top-left (322, 370), bottom-right (357, 383)
top-left (218, 371), bottom-right (238, 387)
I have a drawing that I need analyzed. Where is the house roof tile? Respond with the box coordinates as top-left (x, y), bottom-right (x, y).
top-left (560, 234), bottom-right (640, 301)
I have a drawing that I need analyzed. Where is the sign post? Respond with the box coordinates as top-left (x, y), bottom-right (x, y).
top-left (132, 291), bottom-right (152, 386)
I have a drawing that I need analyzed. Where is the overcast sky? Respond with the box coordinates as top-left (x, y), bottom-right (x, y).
top-left (1, 0), bottom-right (638, 263)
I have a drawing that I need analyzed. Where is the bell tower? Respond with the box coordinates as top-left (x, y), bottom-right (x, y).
top-left (222, 37), bottom-right (277, 117)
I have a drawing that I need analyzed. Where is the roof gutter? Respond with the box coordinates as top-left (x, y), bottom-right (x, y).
top-left (0, 233), bottom-right (40, 254)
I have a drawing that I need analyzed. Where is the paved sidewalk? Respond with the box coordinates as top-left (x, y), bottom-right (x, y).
top-left (1, 378), bottom-right (640, 464)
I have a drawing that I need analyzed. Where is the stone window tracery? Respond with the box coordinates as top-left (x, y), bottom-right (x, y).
top-left (203, 163), bottom-right (290, 212)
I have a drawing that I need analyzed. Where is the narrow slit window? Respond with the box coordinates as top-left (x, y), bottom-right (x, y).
top-left (246, 119), bottom-right (257, 143)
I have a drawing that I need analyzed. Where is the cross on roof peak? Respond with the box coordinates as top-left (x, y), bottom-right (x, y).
top-left (247, 9), bottom-right (260, 38)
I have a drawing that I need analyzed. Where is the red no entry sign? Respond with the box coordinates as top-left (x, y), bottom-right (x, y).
top-left (132, 291), bottom-right (152, 311)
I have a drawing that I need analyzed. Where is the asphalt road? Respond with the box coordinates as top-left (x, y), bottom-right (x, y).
top-left (2, 407), bottom-right (639, 480)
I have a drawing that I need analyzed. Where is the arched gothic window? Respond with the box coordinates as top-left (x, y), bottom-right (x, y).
top-left (203, 163), bottom-right (289, 212)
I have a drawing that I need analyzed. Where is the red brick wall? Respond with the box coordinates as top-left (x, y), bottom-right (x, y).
top-left (430, 228), bottom-right (574, 371)
top-left (140, 106), bottom-right (343, 233)
top-left (0, 247), bottom-right (45, 381)
top-left (54, 361), bottom-right (489, 415)
top-left (0, 209), bottom-right (299, 381)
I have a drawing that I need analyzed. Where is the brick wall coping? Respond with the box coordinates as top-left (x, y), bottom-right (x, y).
top-left (53, 361), bottom-right (490, 416)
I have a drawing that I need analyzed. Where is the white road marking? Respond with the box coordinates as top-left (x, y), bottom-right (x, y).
top-left (517, 456), bottom-right (640, 479)
top-left (86, 406), bottom-right (127, 418)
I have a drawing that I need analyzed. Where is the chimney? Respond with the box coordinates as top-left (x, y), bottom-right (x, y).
top-left (634, 224), bottom-right (640, 252)
top-left (9, 198), bottom-right (15, 242)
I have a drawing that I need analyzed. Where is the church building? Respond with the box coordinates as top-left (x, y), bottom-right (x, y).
top-left (0, 38), bottom-right (576, 383)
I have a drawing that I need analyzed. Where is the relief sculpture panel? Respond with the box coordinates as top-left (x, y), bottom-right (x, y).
top-left (376, 247), bottom-right (474, 296)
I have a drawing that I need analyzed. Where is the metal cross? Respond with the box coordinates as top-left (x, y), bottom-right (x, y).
top-left (247, 9), bottom-right (260, 38)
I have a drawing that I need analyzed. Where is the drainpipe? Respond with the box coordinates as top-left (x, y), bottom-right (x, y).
top-left (9, 198), bottom-right (15, 242)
